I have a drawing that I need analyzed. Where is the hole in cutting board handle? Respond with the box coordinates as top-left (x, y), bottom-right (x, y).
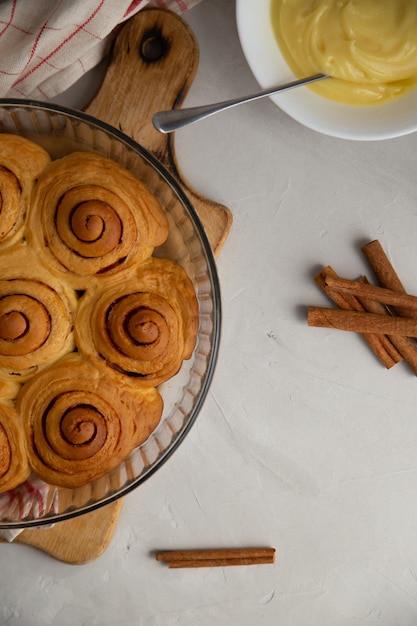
top-left (140, 29), bottom-right (169, 62)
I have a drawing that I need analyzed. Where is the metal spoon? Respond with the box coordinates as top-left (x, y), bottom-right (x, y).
top-left (152, 73), bottom-right (328, 133)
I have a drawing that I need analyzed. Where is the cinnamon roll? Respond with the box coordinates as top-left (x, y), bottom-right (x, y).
top-left (18, 354), bottom-right (163, 488)
top-left (0, 403), bottom-right (30, 492)
top-left (0, 140), bottom-right (200, 495)
top-left (75, 257), bottom-right (199, 387)
top-left (0, 245), bottom-right (77, 381)
top-left (0, 134), bottom-right (50, 248)
top-left (28, 152), bottom-right (169, 288)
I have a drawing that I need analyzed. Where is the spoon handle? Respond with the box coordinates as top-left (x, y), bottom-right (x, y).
top-left (152, 73), bottom-right (328, 133)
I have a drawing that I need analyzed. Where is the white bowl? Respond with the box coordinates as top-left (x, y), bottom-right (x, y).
top-left (236, 0), bottom-right (417, 141)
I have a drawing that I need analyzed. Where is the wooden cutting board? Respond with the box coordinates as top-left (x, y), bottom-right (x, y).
top-left (87, 7), bottom-right (232, 254)
top-left (0, 9), bottom-right (232, 564)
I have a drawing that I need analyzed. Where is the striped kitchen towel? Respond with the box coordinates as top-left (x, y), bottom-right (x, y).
top-left (0, 476), bottom-right (58, 542)
top-left (0, 0), bottom-right (202, 100)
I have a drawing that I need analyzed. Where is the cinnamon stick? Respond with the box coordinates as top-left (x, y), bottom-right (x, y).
top-left (315, 267), bottom-right (402, 368)
top-left (308, 306), bottom-right (417, 337)
top-left (310, 242), bottom-right (417, 374)
top-left (156, 547), bottom-right (276, 568)
top-left (166, 556), bottom-right (274, 569)
top-left (357, 276), bottom-right (417, 376)
top-left (361, 240), bottom-right (414, 317)
top-left (323, 274), bottom-right (417, 311)
top-left (362, 240), bottom-right (406, 292)
top-left (383, 335), bottom-right (417, 376)
top-left (361, 239), bottom-right (417, 373)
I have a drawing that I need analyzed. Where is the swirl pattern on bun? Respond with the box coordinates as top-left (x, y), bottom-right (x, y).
top-left (75, 258), bottom-right (199, 387)
top-left (28, 152), bottom-right (169, 288)
top-left (19, 354), bottom-right (163, 488)
top-left (0, 403), bottom-right (30, 492)
top-left (0, 134), bottom-right (50, 248)
top-left (0, 138), bottom-right (199, 494)
top-left (0, 246), bottom-right (76, 381)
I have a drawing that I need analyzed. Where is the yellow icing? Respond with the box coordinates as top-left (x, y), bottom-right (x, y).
top-left (270, 0), bottom-right (417, 105)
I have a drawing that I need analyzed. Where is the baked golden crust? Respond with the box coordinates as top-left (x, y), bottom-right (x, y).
top-left (0, 134), bottom-right (51, 249)
top-left (19, 353), bottom-right (163, 489)
top-left (27, 151), bottom-right (170, 288)
top-left (0, 139), bottom-right (199, 492)
top-left (0, 403), bottom-right (30, 492)
top-left (75, 257), bottom-right (199, 387)
top-left (0, 244), bottom-right (77, 382)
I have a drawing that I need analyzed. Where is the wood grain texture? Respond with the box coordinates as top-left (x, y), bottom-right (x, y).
top-left (86, 8), bottom-right (232, 256)
top-left (0, 9), bottom-right (231, 563)
top-left (0, 499), bottom-right (124, 564)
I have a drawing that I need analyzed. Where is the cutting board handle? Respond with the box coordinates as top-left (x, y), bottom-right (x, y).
top-left (86, 8), bottom-right (232, 255)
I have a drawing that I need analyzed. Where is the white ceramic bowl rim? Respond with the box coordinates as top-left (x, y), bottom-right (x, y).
top-left (236, 0), bottom-right (417, 141)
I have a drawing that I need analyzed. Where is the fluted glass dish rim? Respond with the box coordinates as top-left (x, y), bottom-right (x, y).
top-left (0, 99), bottom-right (221, 529)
